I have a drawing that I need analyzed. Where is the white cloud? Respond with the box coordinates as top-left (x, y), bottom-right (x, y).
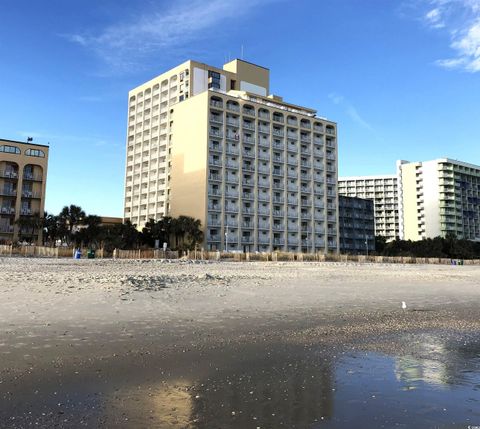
top-left (328, 93), bottom-right (373, 131)
top-left (420, 0), bottom-right (480, 72)
top-left (425, 8), bottom-right (445, 28)
top-left (64, 0), bottom-right (276, 73)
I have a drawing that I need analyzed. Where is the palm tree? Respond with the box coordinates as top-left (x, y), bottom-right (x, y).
top-left (43, 211), bottom-right (60, 245)
top-left (15, 212), bottom-right (43, 242)
top-left (58, 204), bottom-right (85, 244)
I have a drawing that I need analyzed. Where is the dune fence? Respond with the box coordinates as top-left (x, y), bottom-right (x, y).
top-left (1, 244), bottom-right (479, 265)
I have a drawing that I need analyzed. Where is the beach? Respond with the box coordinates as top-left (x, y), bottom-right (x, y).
top-left (1, 258), bottom-right (480, 428)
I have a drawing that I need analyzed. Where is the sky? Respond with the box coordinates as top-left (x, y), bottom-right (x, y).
top-left (1, 0), bottom-right (479, 217)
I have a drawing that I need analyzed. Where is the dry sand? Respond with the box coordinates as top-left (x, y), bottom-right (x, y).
top-left (1, 258), bottom-right (480, 428)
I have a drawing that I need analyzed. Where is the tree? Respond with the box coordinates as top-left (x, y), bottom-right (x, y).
top-left (16, 212), bottom-right (43, 242)
top-left (58, 204), bottom-right (86, 244)
top-left (43, 211), bottom-right (60, 245)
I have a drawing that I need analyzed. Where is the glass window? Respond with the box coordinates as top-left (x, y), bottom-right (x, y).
top-left (0, 145), bottom-right (20, 154)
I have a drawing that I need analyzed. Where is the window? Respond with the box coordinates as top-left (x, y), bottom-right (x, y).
top-left (0, 145), bottom-right (20, 154)
top-left (208, 70), bottom-right (221, 89)
top-left (25, 148), bottom-right (45, 157)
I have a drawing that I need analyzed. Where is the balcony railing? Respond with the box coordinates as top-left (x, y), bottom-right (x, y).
top-left (210, 115), bottom-right (223, 124)
top-left (22, 191), bottom-right (41, 199)
top-left (0, 171), bottom-right (18, 179)
top-left (209, 129), bottom-right (223, 138)
top-left (0, 207), bottom-right (15, 215)
top-left (0, 225), bottom-right (14, 233)
top-left (0, 189), bottom-right (17, 197)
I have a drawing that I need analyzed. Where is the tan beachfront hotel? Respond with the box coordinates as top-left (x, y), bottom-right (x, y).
top-left (124, 59), bottom-right (339, 252)
top-left (0, 138), bottom-right (49, 244)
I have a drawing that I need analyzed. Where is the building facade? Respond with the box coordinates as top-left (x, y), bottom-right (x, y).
top-left (124, 59), bottom-right (339, 252)
top-left (338, 196), bottom-right (375, 254)
top-left (398, 158), bottom-right (480, 241)
top-left (338, 175), bottom-right (399, 241)
top-left (0, 138), bottom-right (49, 244)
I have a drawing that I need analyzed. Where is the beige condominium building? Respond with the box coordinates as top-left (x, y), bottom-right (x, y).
top-left (0, 138), bottom-right (49, 244)
top-left (398, 158), bottom-right (480, 241)
top-left (124, 59), bottom-right (339, 252)
top-left (338, 175), bottom-right (399, 241)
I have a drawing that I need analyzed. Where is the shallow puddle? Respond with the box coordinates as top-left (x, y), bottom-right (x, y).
top-left (2, 330), bottom-right (480, 428)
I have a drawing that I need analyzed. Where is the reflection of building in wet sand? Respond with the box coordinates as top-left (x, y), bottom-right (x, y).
top-left (190, 356), bottom-right (335, 428)
top-left (394, 334), bottom-right (480, 388)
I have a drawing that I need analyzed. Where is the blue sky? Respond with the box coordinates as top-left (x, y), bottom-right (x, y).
top-left (1, 0), bottom-right (479, 217)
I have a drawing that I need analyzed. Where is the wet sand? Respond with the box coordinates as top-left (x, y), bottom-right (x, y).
top-left (1, 258), bottom-right (480, 428)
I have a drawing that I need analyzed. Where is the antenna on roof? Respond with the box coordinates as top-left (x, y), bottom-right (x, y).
top-left (27, 137), bottom-right (33, 142)
top-left (241, 45), bottom-right (244, 60)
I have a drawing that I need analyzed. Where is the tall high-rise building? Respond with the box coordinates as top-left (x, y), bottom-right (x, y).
top-left (398, 158), bottom-right (480, 241)
top-left (338, 175), bottom-right (399, 241)
top-left (0, 138), bottom-right (49, 244)
top-left (124, 59), bottom-right (339, 252)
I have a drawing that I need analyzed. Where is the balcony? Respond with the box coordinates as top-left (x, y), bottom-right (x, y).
top-left (210, 115), bottom-right (223, 124)
top-left (209, 129), bottom-right (223, 138)
top-left (22, 191), bottom-right (41, 199)
top-left (242, 151), bottom-right (255, 159)
top-left (0, 225), bottom-right (14, 233)
top-left (272, 141), bottom-right (284, 150)
top-left (209, 174), bottom-right (222, 182)
top-left (287, 157), bottom-right (298, 166)
top-left (225, 205), bottom-right (239, 213)
top-left (209, 158), bottom-right (222, 166)
top-left (226, 118), bottom-right (240, 127)
top-left (210, 100), bottom-right (223, 109)
top-left (243, 122), bottom-right (255, 131)
top-left (0, 189), bottom-right (17, 197)
top-left (0, 207), bottom-right (15, 215)
top-left (226, 132), bottom-right (240, 141)
top-left (225, 175), bottom-right (239, 184)
top-left (225, 161), bottom-right (239, 169)
top-left (209, 144), bottom-right (222, 153)
top-left (226, 103), bottom-right (240, 112)
top-left (258, 126), bottom-right (270, 134)
top-left (21, 209), bottom-right (32, 216)
top-left (243, 136), bottom-right (255, 144)
top-left (272, 128), bottom-right (284, 137)
top-left (23, 174), bottom-right (43, 182)
top-left (242, 222), bottom-right (254, 229)
top-left (225, 190), bottom-right (239, 198)
top-left (208, 218), bottom-right (221, 226)
top-left (241, 236), bottom-right (254, 244)
top-left (242, 164), bottom-right (255, 172)
top-left (273, 238), bottom-right (284, 246)
top-left (242, 193), bottom-right (254, 200)
top-left (207, 234), bottom-right (221, 241)
top-left (226, 146), bottom-right (239, 155)
top-left (0, 170), bottom-right (18, 179)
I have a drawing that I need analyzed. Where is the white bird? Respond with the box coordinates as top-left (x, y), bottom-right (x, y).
top-left (402, 301), bottom-right (407, 310)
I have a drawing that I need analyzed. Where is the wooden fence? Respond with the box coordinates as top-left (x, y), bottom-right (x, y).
top-left (0, 245), bottom-right (106, 258)
top-left (1, 244), bottom-right (479, 265)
